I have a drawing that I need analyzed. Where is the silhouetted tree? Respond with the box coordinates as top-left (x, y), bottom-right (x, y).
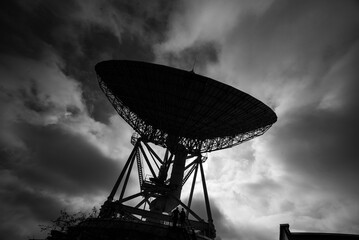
top-left (39, 207), bottom-right (98, 236)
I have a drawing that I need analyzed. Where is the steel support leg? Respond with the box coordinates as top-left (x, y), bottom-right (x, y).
top-left (108, 141), bottom-right (139, 201)
top-left (187, 159), bottom-right (200, 218)
top-left (120, 149), bottom-right (136, 200)
top-left (199, 161), bottom-right (213, 223)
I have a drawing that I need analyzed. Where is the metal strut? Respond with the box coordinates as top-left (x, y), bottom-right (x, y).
top-left (107, 140), bottom-right (140, 201)
top-left (136, 148), bottom-right (143, 187)
top-left (120, 147), bottom-right (136, 200)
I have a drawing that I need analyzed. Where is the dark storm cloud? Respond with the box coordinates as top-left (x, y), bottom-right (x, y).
top-left (0, 0), bottom-right (173, 60)
top-left (7, 122), bottom-right (123, 195)
top-left (267, 29), bottom-right (359, 196)
top-left (274, 94), bottom-right (359, 197)
top-left (213, 0), bottom-right (359, 96)
top-left (0, 121), bottom-right (127, 239)
top-left (244, 177), bottom-right (281, 194)
top-left (0, 1), bottom-right (60, 58)
top-left (0, 177), bottom-right (66, 238)
top-left (0, 0), bottom-right (178, 124)
top-left (157, 41), bottom-right (220, 72)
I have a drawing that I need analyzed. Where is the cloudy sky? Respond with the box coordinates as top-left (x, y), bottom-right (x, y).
top-left (1, 1), bottom-right (359, 240)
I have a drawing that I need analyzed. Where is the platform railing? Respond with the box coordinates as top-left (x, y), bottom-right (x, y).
top-left (106, 203), bottom-right (209, 235)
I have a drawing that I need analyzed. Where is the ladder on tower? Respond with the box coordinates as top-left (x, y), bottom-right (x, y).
top-left (136, 148), bottom-right (143, 187)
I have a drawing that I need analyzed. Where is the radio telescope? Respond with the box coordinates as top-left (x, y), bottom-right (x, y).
top-left (66, 60), bottom-right (277, 240)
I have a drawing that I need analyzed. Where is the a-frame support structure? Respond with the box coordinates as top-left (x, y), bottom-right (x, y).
top-left (99, 136), bottom-right (216, 239)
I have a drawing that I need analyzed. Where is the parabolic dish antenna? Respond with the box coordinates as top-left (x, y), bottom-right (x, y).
top-left (95, 60), bottom-right (277, 153)
top-left (53, 60), bottom-right (278, 240)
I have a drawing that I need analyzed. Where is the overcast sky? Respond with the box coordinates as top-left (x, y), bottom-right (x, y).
top-left (1, 1), bottom-right (359, 240)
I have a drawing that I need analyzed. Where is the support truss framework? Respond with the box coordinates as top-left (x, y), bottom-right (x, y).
top-left (99, 137), bottom-right (216, 239)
